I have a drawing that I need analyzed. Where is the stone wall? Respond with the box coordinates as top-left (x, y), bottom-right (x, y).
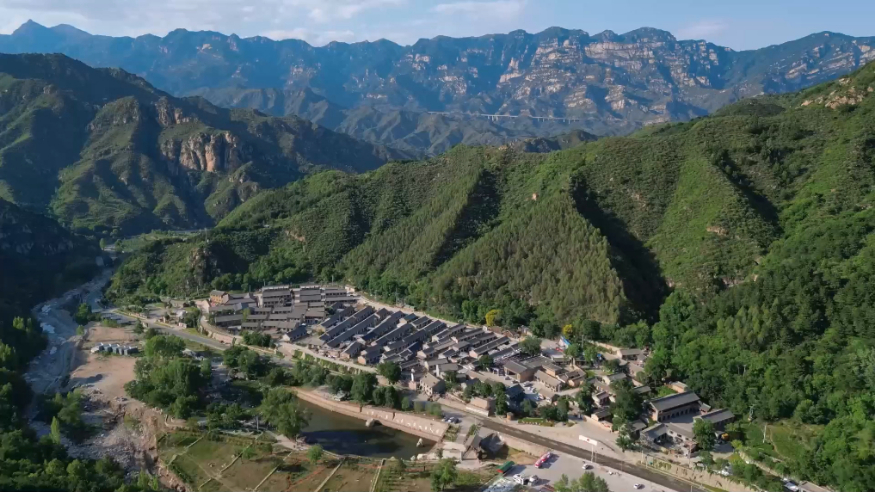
top-left (495, 432), bottom-right (549, 457)
top-left (295, 389), bottom-right (448, 441)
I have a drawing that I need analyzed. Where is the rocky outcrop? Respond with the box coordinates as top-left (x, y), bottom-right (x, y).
top-left (160, 132), bottom-right (247, 174)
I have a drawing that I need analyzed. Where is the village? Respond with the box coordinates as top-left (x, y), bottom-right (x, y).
top-left (27, 272), bottom-right (828, 492)
top-left (150, 283), bottom-right (827, 492)
top-left (200, 285), bottom-right (735, 455)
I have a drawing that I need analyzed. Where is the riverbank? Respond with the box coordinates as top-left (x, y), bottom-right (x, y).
top-left (295, 388), bottom-right (448, 442)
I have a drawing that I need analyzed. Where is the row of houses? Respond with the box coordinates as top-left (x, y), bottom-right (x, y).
top-left (311, 305), bottom-right (520, 392)
top-left (208, 285), bottom-right (359, 333)
top-left (209, 285), bottom-right (357, 311)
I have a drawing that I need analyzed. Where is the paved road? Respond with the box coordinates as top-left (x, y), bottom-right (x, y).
top-left (480, 419), bottom-right (706, 492)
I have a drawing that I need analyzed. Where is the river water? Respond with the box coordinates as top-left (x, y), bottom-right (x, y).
top-left (297, 399), bottom-right (433, 459)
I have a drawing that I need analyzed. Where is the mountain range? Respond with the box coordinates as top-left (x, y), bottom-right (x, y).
top-left (2, 21), bottom-right (875, 154)
top-left (0, 53), bottom-right (402, 236)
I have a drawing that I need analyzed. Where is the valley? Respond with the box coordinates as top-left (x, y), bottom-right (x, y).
top-left (0, 12), bottom-right (873, 492)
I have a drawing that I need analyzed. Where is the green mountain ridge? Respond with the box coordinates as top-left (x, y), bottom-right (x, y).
top-left (108, 62), bottom-right (875, 490)
top-left (0, 53), bottom-right (406, 236)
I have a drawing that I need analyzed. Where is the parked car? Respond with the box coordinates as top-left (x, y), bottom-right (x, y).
top-left (634, 484), bottom-right (644, 489)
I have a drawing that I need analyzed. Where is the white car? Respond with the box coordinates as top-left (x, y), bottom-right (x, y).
top-left (582, 463), bottom-right (593, 470)
top-left (634, 484), bottom-right (644, 490)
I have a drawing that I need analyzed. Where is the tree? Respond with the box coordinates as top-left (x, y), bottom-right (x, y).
top-left (259, 389), bottom-right (310, 438)
top-left (485, 309), bottom-right (502, 327)
top-left (565, 343), bottom-right (581, 366)
top-left (430, 458), bottom-right (458, 492)
top-left (562, 324), bottom-right (575, 339)
top-left (351, 373), bottom-right (378, 408)
top-left (557, 398), bottom-right (570, 421)
top-left (610, 381), bottom-right (643, 426)
top-left (74, 303), bottom-right (92, 325)
top-left (583, 344), bottom-right (599, 366)
top-left (554, 472), bottom-right (611, 492)
top-left (393, 457), bottom-right (407, 474)
top-left (133, 321), bottom-right (144, 334)
top-left (307, 444), bottom-right (324, 465)
top-left (495, 391), bottom-right (509, 415)
top-left (522, 399), bottom-right (535, 417)
top-left (200, 358), bottom-right (212, 379)
top-left (603, 358), bottom-right (621, 373)
top-left (575, 385), bottom-right (594, 415)
top-left (76, 325), bottom-right (85, 336)
top-left (463, 384), bottom-right (475, 401)
top-left (401, 396), bottom-right (412, 411)
top-left (50, 416), bottom-right (62, 444)
top-left (183, 308), bottom-right (200, 329)
top-left (477, 354), bottom-right (493, 371)
top-left (144, 335), bottom-right (185, 358)
top-left (428, 403), bottom-right (443, 417)
top-left (377, 361), bottom-right (402, 384)
top-left (615, 423), bottom-right (636, 451)
top-left (520, 337), bottom-right (542, 357)
top-left (693, 419), bottom-right (717, 452)
top-left (578, 320), bottom-right (602, 342)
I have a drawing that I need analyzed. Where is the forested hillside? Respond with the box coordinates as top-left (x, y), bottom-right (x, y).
top-left (0, 54), bottom-right (404, 236)
top-left (108, 62), bottom-right (875, 491)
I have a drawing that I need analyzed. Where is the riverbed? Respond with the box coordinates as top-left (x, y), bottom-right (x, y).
top-left (298, 399), bottom-right (434, 459)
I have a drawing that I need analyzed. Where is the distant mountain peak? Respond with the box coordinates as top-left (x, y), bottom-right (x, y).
top-left (12, 19), bottom-right (49, 35)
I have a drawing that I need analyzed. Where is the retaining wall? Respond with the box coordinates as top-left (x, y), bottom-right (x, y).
top-left (495, 432), bottom-right (549, 457)
top-left (295, 389), bottom-right (448, 441)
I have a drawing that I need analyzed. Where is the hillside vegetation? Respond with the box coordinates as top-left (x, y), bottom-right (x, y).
top-left (0, 54), bottom-right (404, 236)
top-left (107, 62), bottom-right (875, 491)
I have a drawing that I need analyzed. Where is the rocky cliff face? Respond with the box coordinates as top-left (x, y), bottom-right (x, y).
top-left (160, 132), bottom-right (246, 174)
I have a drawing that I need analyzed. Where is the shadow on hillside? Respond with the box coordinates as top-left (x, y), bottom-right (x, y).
top-left (570, 177), bottom-right (668, 322)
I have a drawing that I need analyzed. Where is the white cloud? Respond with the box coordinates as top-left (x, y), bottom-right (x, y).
top-left (0, 0), bottom-right (405, 38)
top-left (677, 20), bottom-right (728, 40)
top-left (263, 28), bottom-right (356, 45)
top-left (431, 0), bottom-right (526, 21)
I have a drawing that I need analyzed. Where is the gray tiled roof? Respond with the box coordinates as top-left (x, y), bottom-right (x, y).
top-left (649, 391), bottom-right (700, 412)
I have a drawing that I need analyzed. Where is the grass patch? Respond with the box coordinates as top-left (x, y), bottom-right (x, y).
top-left (186, 437), bottom-right (244, 471)
top-left (375, 462), bottom-right (493, 492)
top-left (768, 421), bottom-right (821, 463)
top-left (655, 386), bottom-right (677, 397)
top-left (741, 422), bottom-right (776, 458)
top-left (321, 458), bottom-right (380, 492)
top-left (221, 453), bottom-right (284, 491)
top-left (258, 459), bottom-right (316, 492)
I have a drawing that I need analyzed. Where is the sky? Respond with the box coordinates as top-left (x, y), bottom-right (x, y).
top-left (0, 0), bottom-right (873, 50)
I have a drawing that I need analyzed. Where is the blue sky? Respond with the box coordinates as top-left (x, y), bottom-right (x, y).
top-left (0, 0), bottom-right (873, 50)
